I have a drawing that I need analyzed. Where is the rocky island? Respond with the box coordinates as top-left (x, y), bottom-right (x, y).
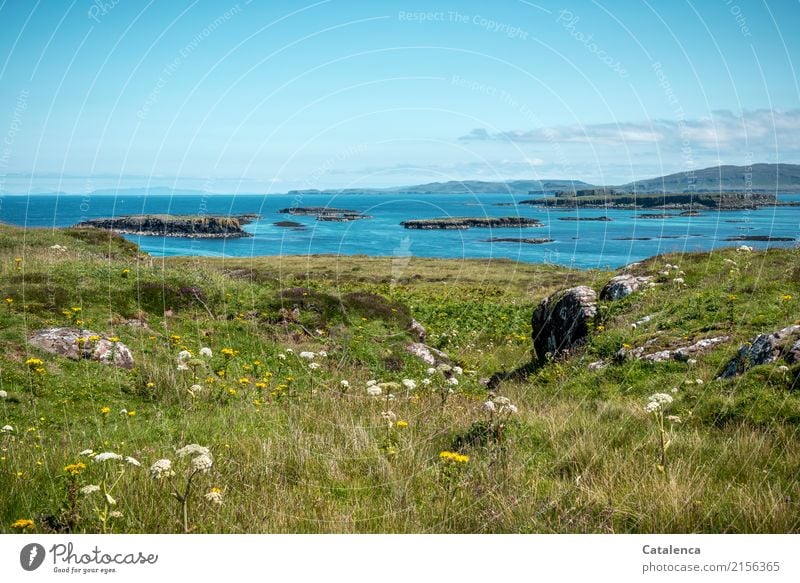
top-left (521, 191), bottom-right (780, 210)
top-left (75, 214), bottom-right (257, 238)
top-left (401, 216), bottom-right (543, 230)
top-left (278, 207), bottom-right (371, 221)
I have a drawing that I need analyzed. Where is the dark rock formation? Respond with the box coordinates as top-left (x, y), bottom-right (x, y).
top-left (274, 221), bottom-right (305, 228)
top-left (278, 207), bottom-right (370, 221)
top-left (76, 215), bottom-right (254, 238)
top-left (483, 237), bottom-right (553, 244)
top-left (717, 325), bottom-right (800, 378)
top-left (600, 274), bottom-right (653, 301)
top-left (28, 328), bottom-right (134, 369)
top-left (785, 340), bottom-right (800, 365)
top-left (531, 286), bottom-right (597, 361)
top-left (724, 235), bottom-right (794, 242)
top-left (558, 216), bottom-right (612, 222)
top-left (401, 216), bottom-right (543, 230)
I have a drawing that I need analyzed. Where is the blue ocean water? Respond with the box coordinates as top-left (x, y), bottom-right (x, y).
top-left (1, 193), bottom-right (798, 269)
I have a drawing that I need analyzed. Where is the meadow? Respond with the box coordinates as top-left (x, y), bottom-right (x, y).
top-left (1, 223), bottom-right (798, 533)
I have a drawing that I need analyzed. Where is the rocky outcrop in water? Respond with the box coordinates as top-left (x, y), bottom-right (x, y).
top-left (278, 207), bottom-right (370, 221)
top-left (531, 286), bottom-right (597, 361)
top-left (717, 325), bottom-right (800, 378)
top-left (600, 274), bottom-right (653, 301)
top-left (28, 328), bottom-right (134, 369)
top-left (401, 216), bottom-right (543, 230)
top-left (483, 237), bottom-right (553, 244)
top-left (76, 215), bottom-right (255, 238)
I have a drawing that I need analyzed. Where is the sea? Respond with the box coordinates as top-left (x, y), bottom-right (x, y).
top-left (1, 193), bottom-right (798, 269)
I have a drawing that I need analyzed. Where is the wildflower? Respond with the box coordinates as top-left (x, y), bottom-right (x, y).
top-left (121, 268), bottom-right (130, 278)
top-left (238, 377), bottom-right (250, 385)
top-left (80, 484), bottom-right (101, 495)
top-left (177, 363), bottom-right (189, 371)
top-left (0, 390), bottom-right (7, 399)
top-left (299, 351), bottom-right (315, 360)
top-left (199, 347), bottom-right (213, 358)
top-left (687, 358), bottom-right (697, 366)
top-left (381, 410), bottom-right (397, 424)
top-left (673, 277), bottom-right (685, 285)
top-left (108, 511), bottom-right (123, 519)
top-left (4, 298), bottom-right (12, 305)
top-left (309, 362), bottom-right (320, 370)
top-left (778, 365), bottom-right (789, 373)
top-left (204, 488), bottom-right (223, 504)
top-left (285, 348), bottom-right (294, 353)
top-left (79, 449), bottom-right (94, 456)
top-left (146, 382), bottom-right (156, 388)
top-left (189, 384), bottom-right (203, 394)
top-left (254, 382), bottom-right (266, 390)
top-left (227, 388), bottom-right (237, 396)
top-left (125, 456), bottom-right (141, 466)
top-left (367, 379), bottom-right (378, 387)
top-left (11, 519), bottom-right (34, 530)
top-left (401, 379), bottom-right (417, 391)
top-left (100, 406), bottom-right (110, 414)
top-left (666, 415), bottom-right (682, 424)
top-left (105, 493), bottom-right (117, 506)
top-left (2, 425), bottom-right (14, 433)
top-left (452, 366), bottom-right (463, 375)
top-left (25, 358), bottom-right (44, 368)
top-left (150, 459), bottom-right (174, 479)
top-left (446, 377), bottom-right (459, 386)
top-left (483, 400), bottom-right (496, 412)
top-left (736, 245), bottom-right (753, 253)
top-left (176, 444), bottom-right (211, 458)
top-left (426, 368), bottom-right (436, 376)
top-left (396, 420), bottom-right (408, 428)
top-left (127, 411), bottom-right (136, 417)
top-left (340, 380), bottom-right (350, 389)
top-left (220, 348), bottom-right (237, 357)
top-left (64, 462), bottom-right (86, 476)
top-left (782, 294), bottom-right (793, 301)
top-left (93, 452), bottom-right (123, 463)
top-left (277, 353), bottom-right (287, 360)
top-left (318, 350), bottom-right (328, 358)
top-left (88, 335), bottom-right (101, 342)
top-left (191, 454), bottom-right (213, 473)
top-left (367, 386), bottom-right (382, 397)
top-left (177, 350), bottom-right (192, 361)
top-left (108, 337), bottom-right (119, 343)
top-left (695, 379), bottom-right (704, 385)
top-left (421, 378), bottom-right (431, 386)
top-left (439, 451), bottom-right (469, 464)
top-left (120, 408), bottom-right (128, 415)
top-left (644, 401), bottom-right (660, 413)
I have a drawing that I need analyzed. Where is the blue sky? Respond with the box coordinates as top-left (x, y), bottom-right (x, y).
top-left (0, 0), bottom-right (798, 193)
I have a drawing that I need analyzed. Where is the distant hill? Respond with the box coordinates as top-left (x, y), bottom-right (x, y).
top-left (617, 163), bottom-right (800, 193)
top-left (289, 179), bottom-right (593, 196)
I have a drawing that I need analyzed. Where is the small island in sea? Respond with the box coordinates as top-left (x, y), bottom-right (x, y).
top-left (278, 207), bottom-right (371, 221)
top-left (400, 216), bottom-right (543, 230)
top-left (483, 237), bottom-right (554, 244)
top-left (522, 189), bottom-right (784, 210)
top-left (75, 214), bottom-right (258, 238)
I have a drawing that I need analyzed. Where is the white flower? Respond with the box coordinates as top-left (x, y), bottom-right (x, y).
top-left (150, 458), bottom-right (174, 479)
top-left (1, 424), bottom-right (13, 433)
top-left (177, 350), bottom-right (192, 361)
top-left (0, 390), bottom-right (7, 399)
top-left (483, 400), bottom-right (496, 412)
top-left (452, 366), bottom-right (463, 375)
top-left (189, 384), bottom-right (203, 393)
top-left (644, 401), bottom-right (660, 413)
top-left (79, 449), bottom-right (94, 456)
top-left (367, 386), bottom-right (382, 397)
top-left (380, 410), bottom-right (397, 423)
top-left (105, 492), bottom-right (117, 506)
top-left (119, 408), bottom-right (128, 415)
top-left (204, 490), bottom-right (223, 504)
top-left (309, 362), bottom-right (320, 370)
top-left (421, 378), bottom-right (431, 386)
top-left (191, 454), bottom-right (213, 473)
top-left (401, 379), bottom-right (417, 391)
top-left (366, 380), bottom-right (377, 387)
top-left (426, 368), bottom-right (436, 376)
top-left (340, 380), bottom-right (350, 388)
top-left (125, 456), bottom-right (141, 467)
top-left (176, 444), bottom-right (211, 458)
top-left (673, 277), bottom-right (685, 285)
top-left (777, 365), bottom-right (789, 373)
top-left (446, 377), bottom-right (459, 386)
top-left (277, 353), bottom-right (287, 360)
top-left (285, 348), bottom-right (294, 353)
top-left (318, 351), bottom-right (327, 358)
top-left (695, 379), bottom-right (704, 385)
top-left (666, 415), bottom-right (682, 424)
top-left (686, 358), bottom-right (697, 366)
top-left (176, 363), bottom-right (189, 371)
top-left (299, 351), bottom-right (315, 360)
top-left (93, 452), bottom-right (123, 463)
top-left (649, 393), bottom-right (674, 405)
top-left (199, 347), bottom-right (213, 358)
top-left (80, 484), bottom-right (101, 495)
top-left (505, 404), bottom-right (518, 414)
top-left (108, 510), bottom-right (123, 519)
top-left (737, 245), bottom-right (753, 253)
top-left (671, 387), bottom-right (679, 393)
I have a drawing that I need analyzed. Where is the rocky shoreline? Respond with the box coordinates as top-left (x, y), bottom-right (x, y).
top-left (401, 216), bottom-right (543, 230)
top-left (75, 214), bottom-right (257, 238)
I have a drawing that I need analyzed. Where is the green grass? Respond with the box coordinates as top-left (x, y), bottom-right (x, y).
top-left (1, 224), bottom-right (799, 533)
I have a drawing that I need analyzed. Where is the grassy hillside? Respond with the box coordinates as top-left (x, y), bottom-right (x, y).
top-left (618, 163), bottom-right (800, 193)
top-left (1, 224), bottom-right (799, 533)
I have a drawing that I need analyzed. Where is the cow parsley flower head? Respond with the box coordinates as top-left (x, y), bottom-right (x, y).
top-left (299, 351), bottom-right (315, 360)
top-left (1, 424), bottom-right (14, 433)
top-left (401, 379), bottom-right (417, 390)
top-left (93, 452), bottom-right (123, 463)
top-left (176, 444), bottom-right (211, 458)
top-left (426, 368), bottom-right (436, 376)
top-left (446, 377), bottom-right (459, 386)
top-left (644, 401), bottom-right (660, 413)
top-left (367, 386), bottom-right (382, 397)
top-left (452, 366), bottom-right (463, 376)
top-left (483, 400), bottom-right (496, 412)
top-left (0, 390), bottom-right (7, 399)
top-left (81, 484), bottom-right (101, 495)
top-left (318, 350), bottom-right (327, 358)
top-left (649, 393), bottom-right (674, 405)
top-left (204, 488), bottom-right (223, 505)
top-left (177, 350), bottom-right (192, 361)
top-left (199, 347), bottom-right (213, 358)
top-left (191, 454), bottom-right (213, 473)
top-left (309, 362), bottom-right (320, 370)
top-left (176, 363), bottom-right (189, 371)
top-left (189, 384), bottom-right (203, 393)
top-left (421, 378), bottom-right (431, 386)
top-left (340, 380), bottom-right (350, 388)
top-left (149, 458), bottom-right (174, 479)
top-left (277, 353), bottom-right (287, 360)
top-left (125, 456), bottom-right (141, 467)
top-left (366, 379), bottom-right (377, 387)
top-left (79, 449), bottom-right (94, 456)
top-left (380, 410), bottom-right (397, 424)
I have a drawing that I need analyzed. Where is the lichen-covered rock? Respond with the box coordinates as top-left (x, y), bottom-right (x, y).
top-left (28, 328), bottom-right (134, 369)
top-left (717, 325), bottom-right (800, 379)
top-left (600, 274), bottom-right (652, 301)
top-left (785, 339), bottom-right (800, 365)
top-left (642, 336), bottom-right (730, 362)
top-left (405, 342), bottom-right (450, 366)
top-left (531, 286), bottom-right (597, 361)
top-left (409, 319), bottom-right (426, 342)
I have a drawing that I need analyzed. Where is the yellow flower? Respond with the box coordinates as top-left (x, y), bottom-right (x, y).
top-left (216, 370), bottom-right (226, 377)
top-left (108, 336), bottom-right (119, 343)
top-left (255, 382), bottom-right (267, 389)
top-left (622, 343), bottom-right (632, 349)
top-left (782, 294), bottom-right (793, 301)
top-left (64, 462), bottom-right (86, 476)
top-left (127, 411), bottom-right (136, 417)
top-left (71, 306), bottom-right (81, 313)
top-left (396, 420), bottom-right (408, 428)
top-left (238, 377), bottom-right (250, 385)
top-left (146, 382), bottom-right (155, 388)
top-left (121, 268), bottom-right (130, 277)
top-left (227, 388), bottom-right (237, 396)
top-left (727, 294), bottom-right (737, 302)
top-left (88, 335), bottom-right (101, 342)
top-left (4, 297), bottom-right (12, 305)
top-left (11, 518), bottom-right (34, 530)
top-left (596, 325), bottom-right (605, 332)
top-left (100, 406), bottom-right (110, 414)
top-left (221, 347), bottom-right (237, 357)
top-left (439, 450), bottom-right (469, 463)
top-left (25, 358), bottom-right (44, 368)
